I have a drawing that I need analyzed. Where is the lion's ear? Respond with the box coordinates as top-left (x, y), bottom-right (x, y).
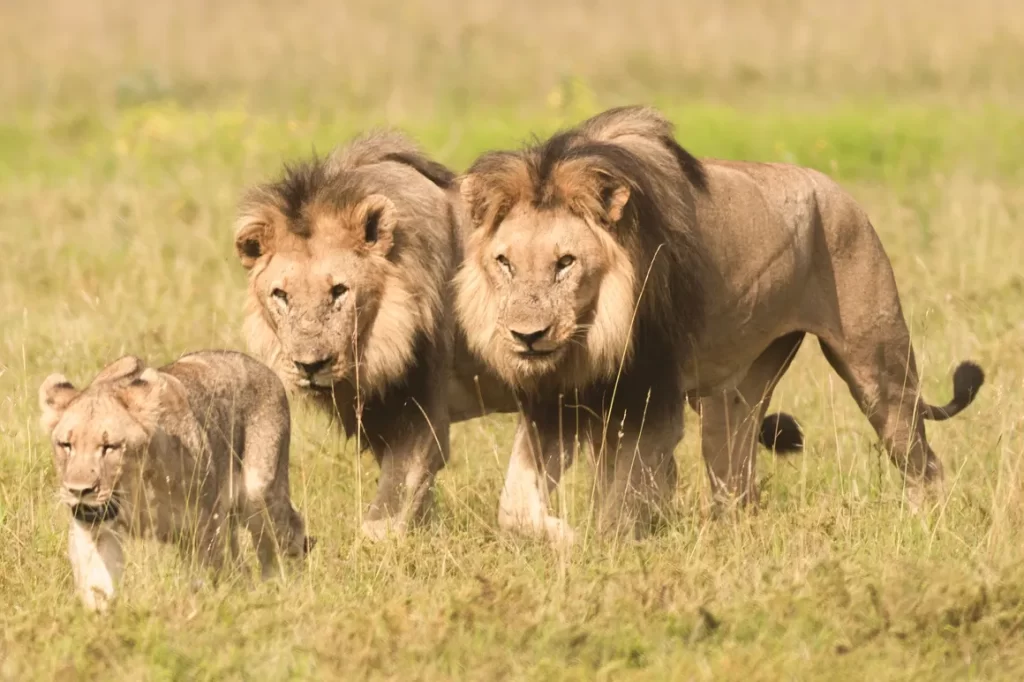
top-left (39, 374), bottom-right (78, 434)
top-left (600, 182), bottom-right (631, 224)
top-left (117, 368), bottom-right (164, 430)
top-left (235, 217), bottom-right (273, 270)
top-left (459, 175), bottom-right (513, 231)
top-left (458, 175), bottom-right (483, 227)
top-left (357, 194), bottom-right (397, 256)
top-left (93, 355), bottom-right (145, 384)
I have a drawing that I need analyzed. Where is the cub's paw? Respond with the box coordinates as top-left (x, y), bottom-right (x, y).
top-left (361, 518), bottom-right (408, 542)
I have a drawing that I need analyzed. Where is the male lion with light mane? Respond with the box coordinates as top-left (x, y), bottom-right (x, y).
top-left (455, 106), bottom-right (984, 543)
top-left (234, 131), bottom-right (800, 540)
top-left (39, 351), bottom-right (312, 612)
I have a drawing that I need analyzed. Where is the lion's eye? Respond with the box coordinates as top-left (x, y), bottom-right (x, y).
top-left (495, 254), bottom-right (512, 274)
top-left (330, 283), bottom-right (349, 301)
top-left (271, 288), bottom-right (289, 306)
top-left (556, 255), bottom-right (576, 271)
top-left (101, 443), bottom-right (122, 456)
top-left (57, 441), bottom-right (71, 452)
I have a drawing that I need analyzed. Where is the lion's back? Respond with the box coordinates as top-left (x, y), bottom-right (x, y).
top-left (162, 350), bottom-right (290, 432)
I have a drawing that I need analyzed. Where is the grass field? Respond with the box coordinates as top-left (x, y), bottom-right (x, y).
top-left (2, 1), bottom-right (1024, 679)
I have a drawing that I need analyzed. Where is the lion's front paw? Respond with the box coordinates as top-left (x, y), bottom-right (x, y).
top-left (80, 585), bottom-right (114, 613)
top-left (542, 515), bottom-right (576, 549)
top-left (361, 518), bottom-right (408, 542)
top-left (499, 507), bottom-right (576, 549)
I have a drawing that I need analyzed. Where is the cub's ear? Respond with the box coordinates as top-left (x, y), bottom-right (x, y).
top-left (117, 368), bottom-right (164, 431)
top-left (93, 355), bottom-right (145, 384)
top-left (234, 214), bottom-right (274, 270)
top-left (600, 182), bottom-right (631, 224)
top-left (39, 374), bottom-right (78, 434)
top-left (356, 194), bottom-right (398, 256)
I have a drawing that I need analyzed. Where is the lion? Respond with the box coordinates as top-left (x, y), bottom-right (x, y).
top-left (233, 131), bottom-right (521, 539)
top-left (455, 105), bottom-right (984, 542)
top-left (233, 131), bottom-right (802, 540)
top-left (39, 351), bottom-right (312, 612)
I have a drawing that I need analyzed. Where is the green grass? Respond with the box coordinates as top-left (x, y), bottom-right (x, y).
top-left (3, 2), bottom-right (1024, 679)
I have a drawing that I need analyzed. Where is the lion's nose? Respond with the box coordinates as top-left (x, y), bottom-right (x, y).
top-left (66, 482), bottom-right (99, 499)
top-left (294, 357), bottom-right (335, 377)
top-left (510, 327), bottom-right (551, 349)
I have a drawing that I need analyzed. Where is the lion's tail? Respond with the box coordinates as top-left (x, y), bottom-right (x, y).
top-left (920, 361), bottom-right (985, 422)
top-left (759, 412), bottom-right (804, 455)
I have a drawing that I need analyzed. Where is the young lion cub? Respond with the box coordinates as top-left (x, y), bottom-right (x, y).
top-left (39, 351), bottom-right (312, 612)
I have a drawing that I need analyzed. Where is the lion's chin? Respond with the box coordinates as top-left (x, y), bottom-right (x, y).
top-left (70, 498), bottom-right (120, 525)
top-left (498, 346), bottom-right (568, 385)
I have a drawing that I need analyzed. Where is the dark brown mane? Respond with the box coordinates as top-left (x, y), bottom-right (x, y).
top-left (272, 156), bottom-right (331, 228)
top-left (246, 131), bottom-right (457, 238)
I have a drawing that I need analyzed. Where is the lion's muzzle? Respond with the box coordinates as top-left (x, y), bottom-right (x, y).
top-left (509, 326), bottom-right (553, 352)
top-left (292, 355), bottom-right (337, 388)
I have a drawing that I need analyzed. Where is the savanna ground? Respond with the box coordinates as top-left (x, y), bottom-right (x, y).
top-left (1, 1), bottom-right (1023, 679)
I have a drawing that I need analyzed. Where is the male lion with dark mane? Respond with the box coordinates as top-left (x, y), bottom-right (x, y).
top-left (455, 106), bottom-right (984, 543)
top-left (233, 132), bottom-right (518, 539)
top-left (234, 130), bottom-right (800, 540)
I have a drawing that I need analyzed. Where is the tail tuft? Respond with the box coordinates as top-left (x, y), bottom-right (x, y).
top-left (759, 412), bottom-right (804, 454)
top-left (952, 361), bottom-right (985, 406)
top-left (923, 361), bottom-right (985, 421)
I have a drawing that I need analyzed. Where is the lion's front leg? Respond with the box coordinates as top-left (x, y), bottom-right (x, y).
top-left (594, 410), bottom-right (681, 540)
top-left (362, 418), bottom-right (449, 542)
top-left (498, 414), bottom-right (576, 548)
top-left (68, 519), bottom-right (124, 612)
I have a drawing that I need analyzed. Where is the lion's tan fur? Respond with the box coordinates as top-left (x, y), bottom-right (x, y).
top-left (39, 351), bottom-right (311, 611)
top-left (456, 106), bottom-right (984, 540)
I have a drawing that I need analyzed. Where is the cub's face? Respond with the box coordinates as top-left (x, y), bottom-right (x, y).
top-left (38, 358), bottom-right (162, 524)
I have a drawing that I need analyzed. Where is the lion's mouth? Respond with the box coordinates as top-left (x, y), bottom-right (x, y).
top-left (517, 349), bottom-right (556, 359)
top-left (70, 499), bottom-right (120, 524)
top-left (297, 378), bottom-right (333, 390)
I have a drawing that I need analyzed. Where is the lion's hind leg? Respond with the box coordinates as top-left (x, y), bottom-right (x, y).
top-left (817, 334), bottom-right (942, 506)
top-left (240, 418), bottom-right (311, 580)
top-left (699, 332), bottom-right (805, 513)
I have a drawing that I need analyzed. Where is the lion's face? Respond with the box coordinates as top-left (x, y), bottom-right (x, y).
top-left (456, 203), bottom-right (636, 388)
top-left (249, 228), bottom-right (389, 390)
top-left (237, 187), bottom-right (423, 396)
top-left (38, 358), bottom-right (162, 523)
